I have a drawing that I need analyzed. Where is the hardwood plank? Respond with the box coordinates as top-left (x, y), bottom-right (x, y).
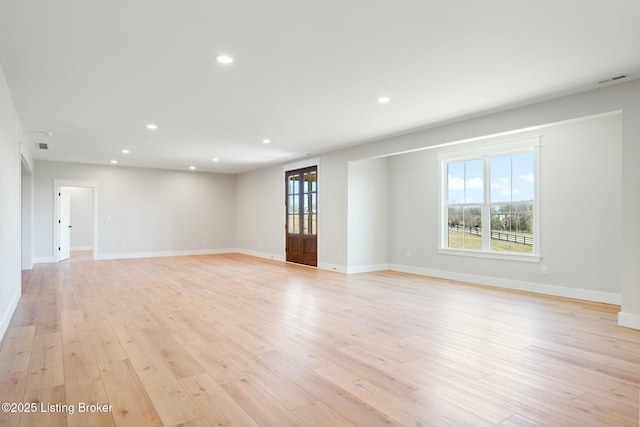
top-left (65, 375), bottom-right (115, 427)
top-left (142, 381), bottom-right (202, 427)
top-left (99, 359), bottom-right (161, 427)
top-left (61, 310), bottom-right (101, 387)
top-left (314, 364), bottom-right (449, 426)
top-left (108, 316), bottom-right (203, 426)
top-left (85, 320), bottom-right (128, 366)
top-left (214, 338), bottom-right (260, 371)
top-left (25, 332), bottom-right (64, 391)
top-left (139, 327), bottom-right (206, 379)
top-left (180, 373), bottom-right (258, 427)
top-left (405, 388), bottom-right (497, 427)
top-left (292, 401), bottom-right (357, 427)
top-left (20, 384), bottom-right (66, 427)
top-left (171, 417), bottom-right (212, 427)
top-left (33, 289), bottom-right (61, 336)
top-left (0, 371), bottom-right (28, 427)
top-left (244, 361), bottom-right (315, 410)
top-left (182, 339), bottom-right (245, 385)
top-left (218, 323), bottom-right (273, 355)
top-left (222, 377), bottom-right (306, 427)
top-left (0, 326), bottom-right (36, 375)
top-left (258, 351), bottom-right (403, 427)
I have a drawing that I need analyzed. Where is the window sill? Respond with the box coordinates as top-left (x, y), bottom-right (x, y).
top-left (437, 248), bottom-right (541, 263)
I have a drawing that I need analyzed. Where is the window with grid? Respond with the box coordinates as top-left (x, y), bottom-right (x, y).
top-left (440, 138), bottom-right (540, 258)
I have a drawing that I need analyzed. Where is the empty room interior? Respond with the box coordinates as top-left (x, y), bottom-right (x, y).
top-left (1, 1), bottom-right (640, 426)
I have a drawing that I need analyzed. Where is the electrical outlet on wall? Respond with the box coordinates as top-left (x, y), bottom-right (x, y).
top-left (541, 265), bottom-right (548, 274)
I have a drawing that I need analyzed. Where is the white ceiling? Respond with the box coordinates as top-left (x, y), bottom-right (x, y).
top-left (1, 1), bottom-right (639, 174)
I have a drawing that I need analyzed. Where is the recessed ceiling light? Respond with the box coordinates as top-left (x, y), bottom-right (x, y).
top-left (212, 158), bottom-right (219, 162)
top-left (189, 166), bottom-right (196, 170)
top-left (121, 149), bottom-right (130, 154)
top-left (110, 160), bottom-right (118, 164)
top-left (216, 55), bottom-right (233, 64)
top-left (146, 123), bottom-right (158, 130)
top-left (262, 139), bottom-right (271, 144)
top-left (377, 96), bottom-right (390, 104)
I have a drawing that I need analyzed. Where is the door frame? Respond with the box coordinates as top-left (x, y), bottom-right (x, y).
top-left (21, 155), bottom-right (34, 270)
top-left (53, 179), bottom-right (99, 262)
top-left (282, 157), bottom-right (320, 265)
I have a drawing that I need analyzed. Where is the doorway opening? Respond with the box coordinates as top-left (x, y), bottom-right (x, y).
top-left (54, 180), bottom-right (98, 261)
top-left (285, 166), bottom-right (317, 267)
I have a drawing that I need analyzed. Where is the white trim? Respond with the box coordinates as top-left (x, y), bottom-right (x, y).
top-left (390, 110), bottom-right (622, 159)
top-left (235, 248), bottom-right (285, 262)
top-left (389, 263), bottom-right (621, 305)
top-left (34, 256), bottom-right (57, 264)
top-left (54, 179), bottom-right (99, 188)
top-left (53, 180), bottom-right (99, 262)
top-left (94, 248), bottom-right (235, 261)
top-left (437, 248), bottom-right (541, 262)
top-left (437, 136), bottom-right (540, 161)
top-left (347, 264), bottom-right (390, 274)
top-left (71, 246), bottom-right (93, 251)
top-left (618, 312), bottom-right (640, 330)
top-left (0, 286), bottom-right (21, 342)
top-left (318, 262), bottom-right (347, 274)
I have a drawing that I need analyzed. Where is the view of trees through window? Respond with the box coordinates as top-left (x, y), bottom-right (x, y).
top-left (446, 151), bottom-right (534, 253)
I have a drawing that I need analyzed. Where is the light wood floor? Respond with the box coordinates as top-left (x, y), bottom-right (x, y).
top-left (1, 252), bottom-right (639, 427)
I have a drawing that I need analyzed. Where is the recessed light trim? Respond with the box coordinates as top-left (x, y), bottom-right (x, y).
top-left (189, 166), bottom-right (196, 170)
top-left (262, 139), bottom-right (271, 144)
top-left (110, 160), bottom-right (118, 164)
top-left (146, 123), bottom-right (158, 130)
top-left (212, 158), bottom-right (219, 162)
top-left (121, 149), bottom-right (130, 154)
top-left (377, 96), bottom-right (390, 104)
top-left (216, 55), bottom-right (233, 64)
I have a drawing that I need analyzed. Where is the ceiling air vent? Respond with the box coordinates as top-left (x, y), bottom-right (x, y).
top-left (38, 142), bottom-right (48, 150)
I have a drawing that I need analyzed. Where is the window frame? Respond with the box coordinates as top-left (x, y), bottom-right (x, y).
top-left (438, 137), bottom-right (541, 262)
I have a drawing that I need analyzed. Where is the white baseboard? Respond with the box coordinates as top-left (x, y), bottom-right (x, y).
top-left (389, 264), bottom-right (621, 305)
top-left (33, 256), bottom-right (56, 264)
top-left (618, 312), bottom-right (640, 330)
top-left (0, 285), bottom-right (21, 342)
top-left (317, 262), bottom-right (347, 273)
top-left (235, 248), bottom-right (285, 262)
top-left (347, 263), bottom-right (390, 274)
top-left (94, 248), bottom-right (236, 261)
top-left (71, 245), bottom-right (93, 251)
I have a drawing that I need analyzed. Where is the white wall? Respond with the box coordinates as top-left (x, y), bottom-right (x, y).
top-left (388, 113), bottom-right (622, 302)
top-left (235, 165), bottom-right (285, 260)
top-left (0, 64), bottom-right (23, 340)
top-left (348, 157), bottom-right (389, 272)
top-left (34, 161), bottom-right (237, 260)
top-left (63, 186), bottom-right (94, 250)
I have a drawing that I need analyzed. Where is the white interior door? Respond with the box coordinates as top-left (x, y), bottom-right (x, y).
top-left (59, 190), bottom-right (71, 261)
